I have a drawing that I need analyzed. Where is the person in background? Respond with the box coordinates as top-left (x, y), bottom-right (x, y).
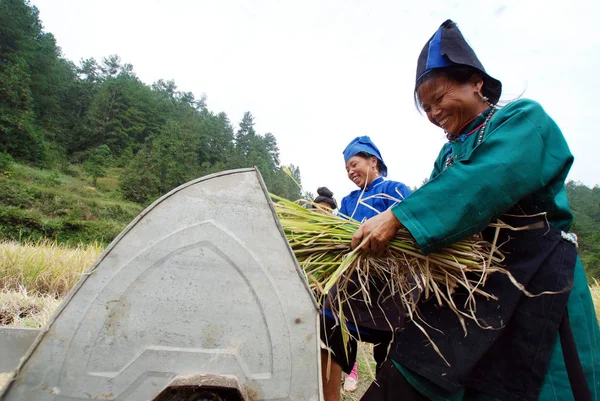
top-left (354, 20), bottom-right (600, 401)
top-left (313, 187), bottom-right (337, 213)
top-left (320, 136), bottom-right (412, 401)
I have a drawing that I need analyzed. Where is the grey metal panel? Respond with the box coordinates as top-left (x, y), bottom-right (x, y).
top-left (0, 328), bottom-right (41, 373)
top-left (1, 168), bottom-right (321, 401)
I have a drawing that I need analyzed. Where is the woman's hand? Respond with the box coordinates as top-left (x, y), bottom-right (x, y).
top-left (351, 209), bottom-right (402, 255)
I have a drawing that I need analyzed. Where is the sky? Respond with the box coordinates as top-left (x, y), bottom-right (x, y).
top-left (32, 0), bottom-right (599, 201)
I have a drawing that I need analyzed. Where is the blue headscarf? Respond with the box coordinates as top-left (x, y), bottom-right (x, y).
top-left (342, 136), bottom-right (388, 177)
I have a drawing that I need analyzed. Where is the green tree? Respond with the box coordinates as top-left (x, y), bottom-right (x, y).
top-left (120, 118), bottom-right (200, 203)
top-left (0, 55), bottom-right (43, 160)
top-left (270, 164), bottom-right (303, 201)
top-left (120, 145), bottom-right (161, 203)
top-left (199, 111), bottom-right (234, 165)
top-left (152, 119), bottom-right (200, 194)
top-left (566, 181), bottom-right (600, 278)
top-left (0, 0), bottom-right (76, 164)
top-left (0, 151), bottom-right (14, 173)
top-left (0, 0), bottom-right (45, 161)
top-left (232, 111), bottom-right (256, 162)
top-left (83, 145), bottom-right (113, 186)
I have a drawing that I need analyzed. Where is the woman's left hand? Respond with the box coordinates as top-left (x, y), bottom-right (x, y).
top-left (351, 209), bottom-right (402, 255)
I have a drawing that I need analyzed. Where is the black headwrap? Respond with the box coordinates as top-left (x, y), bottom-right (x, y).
top-left (313, 187), bottom-right (337, 210)
top-left (416, 20), bottom-right (502, 104)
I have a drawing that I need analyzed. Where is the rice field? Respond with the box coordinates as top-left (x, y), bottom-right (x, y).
top-left (0, 239), bottom-right (101, 329)
top-left (0, 239), bottom-right (599, 400)
top-left (0, 239), bottom-right (102, 297)
top-left (0, 286), bottom-right (61, 327)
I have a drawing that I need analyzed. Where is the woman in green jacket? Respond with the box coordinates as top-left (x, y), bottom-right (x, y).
top-left (356, 20), bottom-right (600, 401)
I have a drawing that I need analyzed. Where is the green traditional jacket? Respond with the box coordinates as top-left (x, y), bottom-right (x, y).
top-left (392, 99), bottom-right (574, 255)
top-left (390, 99), bottom-right (600, 401)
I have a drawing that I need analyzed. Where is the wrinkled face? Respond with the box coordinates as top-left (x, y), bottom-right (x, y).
top-left (345, 155), bottom-right (378, 189)
top-left (418, 75), bottom-right (487, 136)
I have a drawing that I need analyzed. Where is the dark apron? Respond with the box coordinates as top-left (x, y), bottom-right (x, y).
top-left (323, 268), bottom-right (406, 333)
top-left (389, 213), bottom-right (578, 401)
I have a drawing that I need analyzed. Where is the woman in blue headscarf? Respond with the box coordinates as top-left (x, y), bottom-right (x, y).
top-left (354, 20), bottom-right (600, 401)
top-left (320, 136), bottom-right (411, 401)
top-left (339, 136), bottom-right (412, 222)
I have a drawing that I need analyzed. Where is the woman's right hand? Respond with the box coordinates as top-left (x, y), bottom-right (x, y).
top-left (351, 209), bottom-right (402, 255)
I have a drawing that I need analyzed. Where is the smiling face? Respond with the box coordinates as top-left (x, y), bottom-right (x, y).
top-left (345, 154), bottom-right (379, 189)
top-left (417, 73), bottom-right (488, 136)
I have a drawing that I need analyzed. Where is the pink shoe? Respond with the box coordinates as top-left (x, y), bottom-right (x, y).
top-left (343, 362), bottom-right (359, 392)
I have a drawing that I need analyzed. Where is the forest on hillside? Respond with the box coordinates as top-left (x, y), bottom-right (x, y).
top-left (0, 0), bottom-right (303, 204)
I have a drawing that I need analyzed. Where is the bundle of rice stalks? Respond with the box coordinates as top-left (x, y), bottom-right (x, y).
top-left (272, 194), bottom-right (507, 359)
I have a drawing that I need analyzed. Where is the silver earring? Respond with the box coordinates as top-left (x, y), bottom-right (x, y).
top-left (478, 90), bottom-right (494, 107)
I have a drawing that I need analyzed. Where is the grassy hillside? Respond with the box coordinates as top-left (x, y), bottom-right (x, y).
top-left (0, 163), bottom-right (143, 245)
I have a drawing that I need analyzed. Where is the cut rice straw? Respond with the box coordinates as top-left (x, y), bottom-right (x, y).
top-left (271, 193), bottom-right (513, 363)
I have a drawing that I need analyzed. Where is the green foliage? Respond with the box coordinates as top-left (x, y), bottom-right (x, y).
top-left (0, 179), bottom-right (35, 208)
top-left (0, 177), bottom-right (139, 222)
top-left (0, 55), bottom-right (44, 162)
top-left (0, 0), bottom-right (76, 164)
top-left (0, 152), bottom-right (14, 173)
top-left (40, 142), bottom-right (68, 170)
top-left (83, 144), bottom-right (113, 186)
top-left (60, 163), bottom-right (82, 178)
top-left (119, 147), bottom-right (161, 204)
top-left (0, 163), bottom-right (142, 245)
top-left (0, 206), bottom-right (124, 245)
top-left (567, 181), bottom-right (600, 279)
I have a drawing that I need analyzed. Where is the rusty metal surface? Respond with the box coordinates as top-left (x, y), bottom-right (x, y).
top-left (0, 168), bottom-right (321, 401)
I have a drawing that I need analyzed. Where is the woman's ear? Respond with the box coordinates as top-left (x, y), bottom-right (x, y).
top-left (371, 156), bottom-right (379, 171)
top-left (470, 74), bottom-right (484, 93)
top-left (474, 80), bottom-right (484, 93)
